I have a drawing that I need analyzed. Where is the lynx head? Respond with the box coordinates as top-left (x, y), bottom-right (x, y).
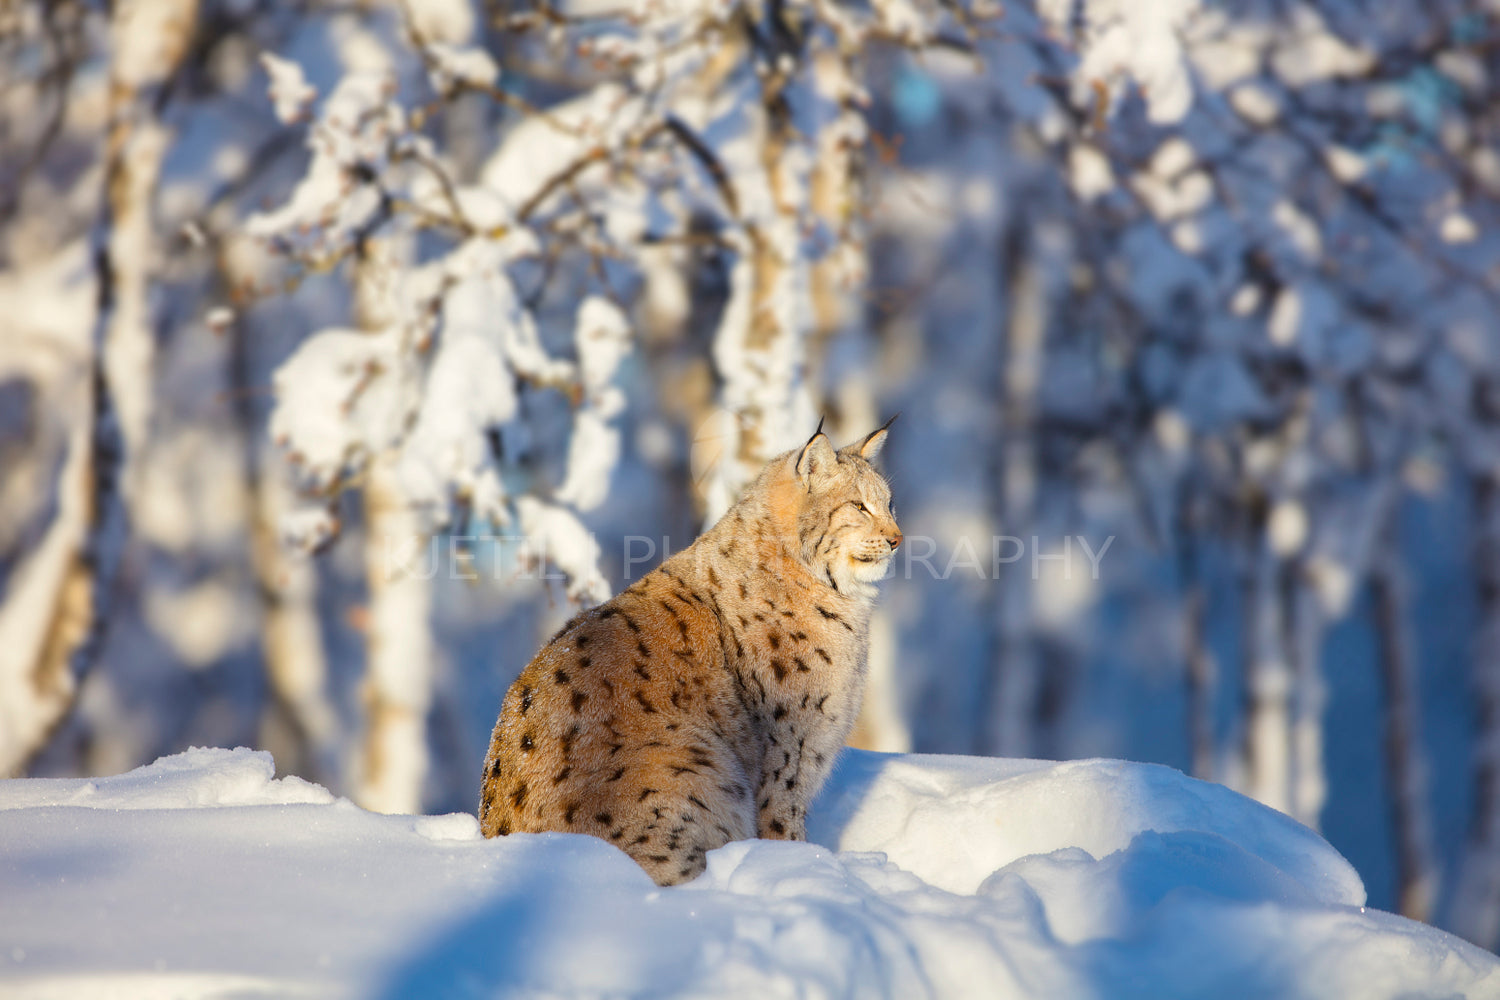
top-left (789, 417), bottom-right (902, 599)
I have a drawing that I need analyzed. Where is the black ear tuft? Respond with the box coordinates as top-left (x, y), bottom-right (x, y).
top-left (846, 414), bottom-right (897, 462)
top-left (796, 423), bottom-right (837, 484)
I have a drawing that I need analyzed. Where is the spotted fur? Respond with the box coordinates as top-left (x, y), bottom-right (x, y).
top-left (478, 421), bottom-right (900, 885)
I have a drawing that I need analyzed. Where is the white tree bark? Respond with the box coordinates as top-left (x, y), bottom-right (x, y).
top-left (1182, 569), bottom-right (1218, 780)
top-left (983, 221), bottom-right (1045, 757)
top-left (801, 38), bottom-right (908, 754)
top-left (252, 467), bottom-right (340, 782)
top-left (1371, 529), bottom-right (1438, 923)
top-left (1288, 570), bottom-right (1327, 830)
top-left (1242, 525), bottom-right (1292, 815)
top-left (354, 453), bottom-right (433, 814)
top-left (703, 19), bottom-right (817, 521)
top-left (1174, 494), bottom-right (1217, 780)
top-left (0, 422), bottom-right (93, 775)
top-left (0, 0), bottom-right (197, 774)
top-left (849, 610), bottom-right (911, 753)
top-left (348, 239), bottom-right (433, 814)
top-left (1452, 473), bottom-right (1500, 948)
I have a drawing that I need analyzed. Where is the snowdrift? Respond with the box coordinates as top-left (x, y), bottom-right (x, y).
top-left (1, 748), bottom-right (1495, 999)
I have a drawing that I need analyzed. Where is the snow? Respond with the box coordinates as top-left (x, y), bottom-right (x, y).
top-left (871, 0), bottom-right (933, 45)
top-left (269, 326), bottom-right (404, 494)
top-left (1442, 211), bottom-right (1478, 244)
top-left (0, 747), bottom-right (333, 810)
top-left (203, 305), bottom-right (235, 334)
top-left (557, 297), bottom-right (632, 513)
top-left (9, 0), bottom-right (1497, 971)
top-left (1040, 0), bottom-right (1202, 124)
top-left (404, 0), bottom-right (478, 46)
top-left (573, 296), bottom-right (632, 397)
top-left (109, 0), bottom-right (196, 92)
top-left (480, 83), bottom-right (641, 216)
top-left (1268, 7), bottom-right (1374, 86)
top-left (243, 69), bottom-right (406, 255)
top-left (248, 47), bottom-right (618, 604)
top-left (424, 42), bottom-right (499, 95)
top-left (514, 496), bottom-right (611, 605)
top-left (260, 53), bottom-right (317, 125)
top-left (1269, 285), bottom-right (1302, 347)
top-left (3, 747), bottom-right (1496, 999)
top-left (391, 240), bottom-right (528, 529)
top-left (1229, 82), bottom-right (1282, 125)
top-left (1067, 144), bottom-right (1116, 200)
top-left (1269, 499), bottom-right (1310, 557)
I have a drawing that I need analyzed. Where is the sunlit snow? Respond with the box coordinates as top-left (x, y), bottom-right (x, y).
top-left (2, 747), bottom-right (1495, 998)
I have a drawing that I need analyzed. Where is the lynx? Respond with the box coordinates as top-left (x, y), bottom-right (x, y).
top-left (478, 419), bottom-right (901, 885)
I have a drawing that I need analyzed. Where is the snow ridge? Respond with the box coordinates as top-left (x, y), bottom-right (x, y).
top-left (2, 747), bottom-right (1495, 998)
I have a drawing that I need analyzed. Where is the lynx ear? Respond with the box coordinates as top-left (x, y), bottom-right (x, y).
top-left (845, 414), bottom-right (897, 462)
top-left (795, 419), bottom-right (837, 485)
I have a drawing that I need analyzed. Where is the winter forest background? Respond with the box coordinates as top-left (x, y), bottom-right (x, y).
top-left (4, 0), bottom-right (1500, 951)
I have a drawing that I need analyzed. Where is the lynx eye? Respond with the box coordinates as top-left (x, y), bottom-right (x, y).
top-left (853, 501), bottom-right (869, 514)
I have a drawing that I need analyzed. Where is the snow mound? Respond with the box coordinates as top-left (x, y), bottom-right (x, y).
top-left (0, 746), bottom-right (334, 810)
top-left (812, 751), bottom-right (1365, 904)
top-left (1, 748), bottom-right (1495, 999)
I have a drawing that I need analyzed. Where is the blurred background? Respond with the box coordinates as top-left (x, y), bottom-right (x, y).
top-left (3, 0), bottom-right (1500, 949)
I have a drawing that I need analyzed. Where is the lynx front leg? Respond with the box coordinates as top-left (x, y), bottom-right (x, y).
top-left (755, 778), bottom-right (806, 840)
top-left (754, 694), bottom-right (851, 842)
top-left (754, 728), bottom-right (818, 841)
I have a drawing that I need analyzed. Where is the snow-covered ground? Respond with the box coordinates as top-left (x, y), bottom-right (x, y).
top-left (1, 748), bottom-right (1494, 999)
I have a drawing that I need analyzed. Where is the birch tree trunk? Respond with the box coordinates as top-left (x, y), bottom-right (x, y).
top-left (802, 38), bottom-right (907, 754)
top-left (252, 468), bottom-right (341, 782)
top-left (0, 422), bottom-right (94, 775)
top-left (227, 301), bottom-right (340, 783)
top-left (356, 453), bottom-right (433, 814)
top-left (1370, 526), bottom-right (1438, 923)
top-left (349, 240), bottom-right (433, 814)
top-left (1288, 567), bottom-right (1327, 830)
top-left (1242, 515), bottom-right (1292, 814)
top-left (1179, 532), bottom-right (1218, 780)
top-left (0, 0), bottom-right (197, 775)
top-left (703, 12), bottom-right (815, 520)
top-left (1452, 472), bottom-right (1500, 948)
top-left (979, 219), bottom-right (1044, 757)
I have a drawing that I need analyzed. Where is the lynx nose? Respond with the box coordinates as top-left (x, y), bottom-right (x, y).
top-left (888, 532), bottom-right (902, 551)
